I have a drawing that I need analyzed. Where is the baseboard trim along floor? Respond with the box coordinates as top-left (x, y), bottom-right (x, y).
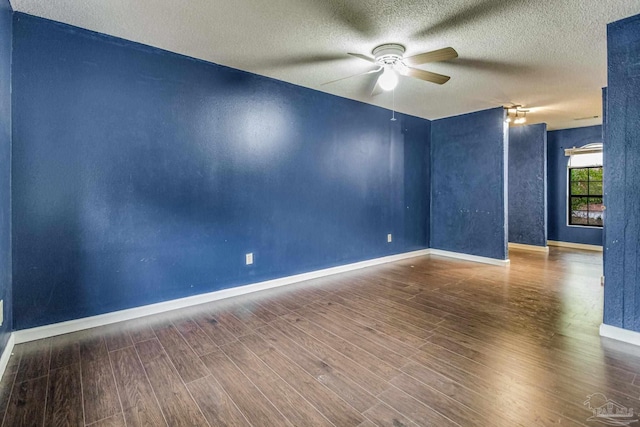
top-left (600, 323), bottom-right (640, 347)
top-left (548, 240), bottom-right (603, 252)
top-left (508, 242), bottom-right (550, 253)
top-left (13, 247), bottom-right (510, 346)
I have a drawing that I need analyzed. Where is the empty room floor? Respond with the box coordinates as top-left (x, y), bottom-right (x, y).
top-left (0, 247), bottom-right (637, 427)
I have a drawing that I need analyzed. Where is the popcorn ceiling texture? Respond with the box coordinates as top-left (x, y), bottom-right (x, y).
top-left (7, 0), bottom-right (640, 129)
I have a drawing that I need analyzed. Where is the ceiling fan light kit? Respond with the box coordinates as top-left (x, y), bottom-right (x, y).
top-left (378, 66), bottom-right (399, 91)
top-left (372, 44), bottom-right (404, 91)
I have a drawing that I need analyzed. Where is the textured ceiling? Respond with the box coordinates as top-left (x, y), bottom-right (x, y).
top-left (10, 0), bottom-right (640, 130)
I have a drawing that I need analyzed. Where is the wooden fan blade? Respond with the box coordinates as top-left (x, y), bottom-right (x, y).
top-left (348, 53), bottom-right (376, 63)
top-left (321, 67), bottom-right (381, 86)
top-left (405, 67), bottom-right (451, 85)
top-left (403, 47), bottom-right (458, 66)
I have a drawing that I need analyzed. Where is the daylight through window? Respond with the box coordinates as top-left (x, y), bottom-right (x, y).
top-left (567, 144), bottom-right (603, 227)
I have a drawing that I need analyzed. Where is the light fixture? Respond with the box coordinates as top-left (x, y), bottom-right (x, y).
top-left (505, 106), bottom-right (517, 123)
top-left (505, 105), bottom-right (529, 125)
top-left (514, 110), bottom-right (527, 124)
top-left (378, 66), bottom-right (399, 91)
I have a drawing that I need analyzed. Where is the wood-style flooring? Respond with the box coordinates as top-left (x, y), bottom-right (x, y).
top-left (1, 247), bottom-right (638, 427)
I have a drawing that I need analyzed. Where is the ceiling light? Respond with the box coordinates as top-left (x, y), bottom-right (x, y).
top-left (514, 111), bottom-right (528, 124)
top-left (378, 66), bottom-right (399, 91)
top-left (505, 105), bottom-right (519, 123)
top-left (505, 105), bottom-right (530, 125)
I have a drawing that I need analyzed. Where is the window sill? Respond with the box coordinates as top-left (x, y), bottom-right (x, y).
top-left (566, 224), bottom-right (603, 229)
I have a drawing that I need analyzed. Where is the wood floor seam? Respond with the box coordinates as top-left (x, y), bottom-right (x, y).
top-left (131, 339), bottom-right (171, 427)
top-left (214, 344), bottom-right (297, 427)
top-left (228, 340), bottom-right (340, 427)
top-left (106, 350), bottom-right (127, 427)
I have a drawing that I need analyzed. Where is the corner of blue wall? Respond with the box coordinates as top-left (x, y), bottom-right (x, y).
top-left (0, 0), bottom-right (13, 354)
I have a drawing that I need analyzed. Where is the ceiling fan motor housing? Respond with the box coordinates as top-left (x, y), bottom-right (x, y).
top-left (372, 44), bottom-right (405, 66)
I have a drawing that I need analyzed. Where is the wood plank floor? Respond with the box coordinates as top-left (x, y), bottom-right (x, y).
top-left (2, 247), bottom-right (639, 427)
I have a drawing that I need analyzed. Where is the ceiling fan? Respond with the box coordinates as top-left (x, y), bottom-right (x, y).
top-left (322, 44), bottom-right (458, 95)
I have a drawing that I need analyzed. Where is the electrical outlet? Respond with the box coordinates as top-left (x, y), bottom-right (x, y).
top-left (246, 253), bottom-right (254, 265)
top-left (387, 234), bottom-right (392, 243)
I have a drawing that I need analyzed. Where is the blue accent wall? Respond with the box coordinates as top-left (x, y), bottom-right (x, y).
top-left (430, 107), bottom-right (508, 260)
top-left (0, 0), bottom-right (12, 352)
top-left (547, 125), bottom-right (603, 246)
top-left (604, 13), bottom-right (640, 332)
top-left (508, 124), bottom-right (547, 246)
top-left (11, 14), bottom-right (431, 330)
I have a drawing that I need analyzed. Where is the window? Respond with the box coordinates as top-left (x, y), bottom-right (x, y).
top-left (565, 143), bottom-right (603, 228)
top-left (568, 166), bottom-right (603, 227)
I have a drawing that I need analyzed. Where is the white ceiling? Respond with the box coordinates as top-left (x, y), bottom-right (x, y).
top-left (10, 0), bottom-right (640, 130)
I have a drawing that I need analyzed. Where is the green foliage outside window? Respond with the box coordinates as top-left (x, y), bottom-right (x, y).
top-left (569, 167), bottom-right (603, 227)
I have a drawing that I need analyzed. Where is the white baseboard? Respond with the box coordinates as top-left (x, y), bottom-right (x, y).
top-left (429, 249), bottom-right (510, 266)
top-left (508, 242), bottom-right (550, 253)
top-left (0, 333), bottom-right (15, 383)
top-left (14, 249), bottom-right (431, 344)
top-left (13, 246), bottom-right (514, 344)
top-left (548, 240), bottom-right (603, 252)
top-left (600, 323), bottom-right (640, 347)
